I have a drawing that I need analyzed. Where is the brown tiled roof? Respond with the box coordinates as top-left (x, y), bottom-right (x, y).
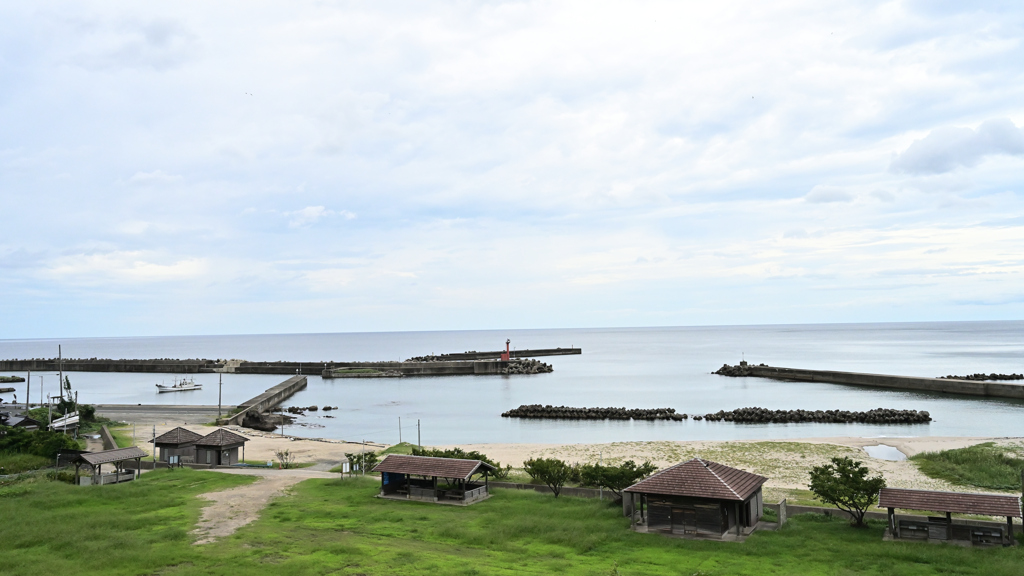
top-left (194, 428), bottom-right (248, 447)
top-left (879, 488), bottom-right (1022, 517)
top-left (76, 446), bottom-right (148, 466)
top-left (624, 458), bottom-right (767, 501)
top-left (372, 454), bottom-right (497, 481)
top-left (153, 427), bottom-right (203, 445)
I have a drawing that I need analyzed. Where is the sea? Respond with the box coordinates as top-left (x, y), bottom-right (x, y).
top-left (1, 321), bottom-right (1022, 445)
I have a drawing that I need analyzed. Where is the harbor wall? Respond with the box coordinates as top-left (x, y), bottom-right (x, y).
top-left (224, 375), bottom-right (307, 426)
top-left (747, 365), bottom-right (1024, 400)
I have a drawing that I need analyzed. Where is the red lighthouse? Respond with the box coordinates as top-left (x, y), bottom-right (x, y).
top-left (500, 339), bottom-right (510, 361)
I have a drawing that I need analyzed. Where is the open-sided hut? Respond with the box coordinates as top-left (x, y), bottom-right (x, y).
top-left (0, 412), bottom-right (41, 430)
top-left (194, 428), bottom-right (248, 466)
top-left (153, 426), bottom-right (203, 464)
top-left (73, 446), bottom-right (147, 486)
top-left (623, 458), bottom-right (768, 539)
top-left (879, 487), bottom-right (1021, 546)
top-left (371, 454), bottom-right (496, 505)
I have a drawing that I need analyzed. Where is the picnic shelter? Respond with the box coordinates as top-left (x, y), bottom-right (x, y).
top-left (372, 454), bottom-right (496, 505)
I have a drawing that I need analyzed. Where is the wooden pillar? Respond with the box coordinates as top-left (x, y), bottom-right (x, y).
top-left (887, 507), bottom-right (895, 535)
top-left (735, 502), bottom-right (742, 535)
top-left (379, 474), bottom-right (384, 495)
top-left (1007, 516), bottom-right (1014, 546)
top-left (136, 457), bottom-right (141, 479)
top-left (946, 511), bottom-right (952, 541)
top-left (97, 463), bottom-right (102, 485)
top-left (484, 470), bottom-right (489, 492)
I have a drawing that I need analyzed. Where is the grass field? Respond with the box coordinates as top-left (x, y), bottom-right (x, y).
top-left (910, 442), bottom-right (1024, 491)
top-left (0, 451), bottom-right (50, 474)
top-left (2, 469), bottom-right (1023, 575)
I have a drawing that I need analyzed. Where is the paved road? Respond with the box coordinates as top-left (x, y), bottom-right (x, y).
top-left (96, 404), bottom-right (235, 426)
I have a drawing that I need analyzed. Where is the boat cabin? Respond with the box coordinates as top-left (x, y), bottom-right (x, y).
top-left (371, 454), bottom-right (496, 505)
top-left (624, 458), bottom-right (768, 540)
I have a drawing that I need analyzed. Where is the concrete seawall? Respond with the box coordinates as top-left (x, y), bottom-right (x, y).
top-left (224, 375), bottom-right (307, 426)
top-left (321, 361), bottom-right (514, 378)
top-left (745, 365), bottom-right (1024, 400)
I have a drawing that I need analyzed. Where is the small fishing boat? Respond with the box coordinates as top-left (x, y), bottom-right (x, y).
top-left (156, 377), bottom-right (202, 393)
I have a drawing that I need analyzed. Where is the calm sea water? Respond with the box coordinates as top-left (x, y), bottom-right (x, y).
top-left (2, 321), bottom-right (1022, 445)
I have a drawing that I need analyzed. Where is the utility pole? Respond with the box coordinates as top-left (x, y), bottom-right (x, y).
top-left (26, 370), bottom-right (30, 410)
top-left (399, 417), bottom-right (402, 444)
top-left (361, 440), bottom-right (365, 476)
top-left (417, 419), bottom-right (421, 449)
top-left (218, 374), bottom-right (223, 419)
top-left (40, 375), bottom-right (44, 406)
top-left (58, 345), bottom-right (63, 400)
top-left (152, 425), bottom-right (156, 464)
top-left (599, 452), bottom-right (603, 501)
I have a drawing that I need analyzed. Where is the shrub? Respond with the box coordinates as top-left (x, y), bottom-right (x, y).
top-left (0, 426), bottom-right (80, 459)
top-left (411, 446), bottom-right (512, 479)
top-left (344, 450), bottom-right (379, 472)
top-left (523, 457), bottom-right (575, 497)
top-left (579, 460), bottom-right (657, 499)
top-left (808, 456), bottom-right (885, 527)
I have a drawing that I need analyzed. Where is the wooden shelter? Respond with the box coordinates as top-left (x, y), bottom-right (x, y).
top-left (73, 446), bottom-right (147, 486)
top-left (879, 487), bottom-right (1021, 546)
top-left (371, 454), bottom-right (496, 505)
top-left (624, 458), bottom-right (768, 539)
top-left (194, 429), bottom-right (248, 466)
top-left (153, 426), bottom-right (203, 464)
top-left (0, 412), bottom-right (41, 430)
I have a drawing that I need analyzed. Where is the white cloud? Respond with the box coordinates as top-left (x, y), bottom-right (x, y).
top-left (127, 169), bottom-right (181, 185)
top-left (284, 206), bottom-right (356, 229)
top-left (890, 118), bottom-right (1024, 174)
top-left (805, 186), bottom-right (854, 203)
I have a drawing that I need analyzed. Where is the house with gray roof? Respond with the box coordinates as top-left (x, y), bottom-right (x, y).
top-left (194, 428), bottom-right (248, 466)
top-left (371, 454), bottom-right (497, 505)
top-left (153, 426), bottom-right (203, 464)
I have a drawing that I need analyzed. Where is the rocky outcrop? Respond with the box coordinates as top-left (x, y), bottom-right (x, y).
top-left (699, 407), bottom-right (931, 424)
top-left (501, 405), bottom-right (686, 420)
top-left (713, 361), bottom-right (767, 377)
top-left (500, 359), bottom-right (553, 374)
top-left (939, 373), bottom-right (1023, 381)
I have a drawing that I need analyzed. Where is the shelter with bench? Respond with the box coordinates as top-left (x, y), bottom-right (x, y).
top-left (73, 446), bottom-right (147, 486)
top-left (879, 487), bottom-right (1021, 546)
top-left (624, 458), bottom-right (768, 540)
top-left (194, 429), bottom-right (248, 466)
top-left (372, 454), bottom-right (496, 505)
top-left (153, 426), bottom-right (203, 465)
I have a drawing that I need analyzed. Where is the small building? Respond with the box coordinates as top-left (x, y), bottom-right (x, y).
top-left (879, 487), bottom-right (1021, 546)
top-left (624, 458), bottom-right (768, 539)
top-left (194, 428), bottom-right (248, 466)
top-left (371, 454), bottom-right (496, 505)
top-left (153, 426), bottom-right (203, 464)
top-left (0, 412), bottom-right (41, 430)
top-left (73, 446), bottom-right (148, 486)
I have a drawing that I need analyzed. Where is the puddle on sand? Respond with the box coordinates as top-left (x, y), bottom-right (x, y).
top-left (863, 444), bottom-right (907, 461)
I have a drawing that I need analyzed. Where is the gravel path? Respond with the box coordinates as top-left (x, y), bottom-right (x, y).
top-left (192, 468), bottom-right (338, 545)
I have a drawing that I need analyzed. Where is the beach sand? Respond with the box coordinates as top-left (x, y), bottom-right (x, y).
top-left (121, 422), bottom-right (1023, 498)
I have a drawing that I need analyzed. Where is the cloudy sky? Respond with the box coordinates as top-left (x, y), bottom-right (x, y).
top-left (2, 1), bottom-right (1023, 338)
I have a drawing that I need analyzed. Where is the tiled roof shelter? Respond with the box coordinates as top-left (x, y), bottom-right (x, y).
top-left (371, 454), bottom-right (497, 505)
top-left (624, 458), bottom-right (768, 539)
top-left (153, 426), bottom-right (205, 465)
top-left (72, 446), bottom-right (148, 486)
top-left (879, 487), bottom-right (1021, 546)
top-left (154, 426), bottom-right (204, 445)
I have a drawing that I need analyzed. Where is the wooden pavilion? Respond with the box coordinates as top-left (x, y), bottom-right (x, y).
top-left (879, 487), bottom-right (1021, 546)
top-left (623, 458), bottom-right (768, 539)
top-left (194, 428), bottom-right (248, 466)
top-left (73, 446), bottom-right (147, 486)
top-left (371, 454), bottom-right (496, 505)
top-left (153, 426), bottom-right (203, 464)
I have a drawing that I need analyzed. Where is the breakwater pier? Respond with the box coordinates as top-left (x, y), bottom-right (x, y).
top-left (715, 362), bottom-right (1024, 400)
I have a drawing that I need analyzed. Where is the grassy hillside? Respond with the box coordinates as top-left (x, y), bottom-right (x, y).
top-left (1, 471), bottom-right (1022, 575)
top-left (910, 442), bottom-right (1024, 491)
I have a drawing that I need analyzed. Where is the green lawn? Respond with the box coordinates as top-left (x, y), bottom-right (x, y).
top-left (910, 442), bottom-right (1024, 491)
top-left (2, 470), bottom-right (1023, 575)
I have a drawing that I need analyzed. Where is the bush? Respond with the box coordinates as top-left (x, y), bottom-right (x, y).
top-left (523, 457), bottom-right (575, 497)
top-left (0, 426), bottom-right (80, 459)
top-left (344, 450), bottom-right (379, 472)
top-left (808, 457), bottom-right (885, 527)
top-left (910, 442), bottom-right (1024, 490)
top-left (579, 460), bottom-right (657, 499)
top-left (411, 446), bottom-right (513, 479)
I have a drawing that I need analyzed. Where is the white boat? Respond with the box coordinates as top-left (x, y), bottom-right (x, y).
top-left (156, 377), bottom-right (203, 393)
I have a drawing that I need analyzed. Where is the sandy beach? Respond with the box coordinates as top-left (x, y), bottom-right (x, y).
top-left (119, 419), bottom-right (1023, 500)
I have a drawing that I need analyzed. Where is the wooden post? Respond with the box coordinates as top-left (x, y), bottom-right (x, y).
top-left (1007, 516), bottom-right (1013, 546)
top-left (735, 502), bottom-right (742, 536)
top-left (888, 507), bottom-right (895, 535)
top-left (946, 511), bottom-right (952, 541)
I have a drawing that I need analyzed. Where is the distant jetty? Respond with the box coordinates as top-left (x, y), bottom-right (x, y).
top-left (0, 375), bottom-right (25, 383)
top-left (501, 404), bottom-right (931, 424)
top-left (0, 347), bottom-right (579, 377)
top-left (714, 361), bottom-right (1024, 400)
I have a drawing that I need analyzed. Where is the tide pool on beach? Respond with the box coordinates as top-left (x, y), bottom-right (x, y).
top-left (1, 321), bottom-right (1022, 444)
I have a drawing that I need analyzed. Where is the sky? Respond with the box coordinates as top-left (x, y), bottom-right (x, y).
top-left (2, 1), bottom-right (1024, 339)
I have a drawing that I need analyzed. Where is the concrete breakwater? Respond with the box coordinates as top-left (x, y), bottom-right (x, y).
top-left (698, 407), bottom-right (931, 424)
top-left (939, 372), bottom-right (1023, 381)
top-left (714, 362), bottom-right (1024, 400)
top-left (406, 347), bottom-right (581, 361)
top-left (502, 405), bottom-right (687, 420)
top-left (321, 359), bottom-right (552, 378)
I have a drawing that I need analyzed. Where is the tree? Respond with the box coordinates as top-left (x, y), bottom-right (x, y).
top-left (275, 449), bottom-right (294, 469)
top-left (580, 460), bottom-right (658, 500)
top-left (344, 450), bottom-right (379, 472)
top-left (523, 457), bottom-right (575, 497)
top-left (411, 446), bottom-right (512, 479)
top-left (808, 456), bottom-right (886, 527)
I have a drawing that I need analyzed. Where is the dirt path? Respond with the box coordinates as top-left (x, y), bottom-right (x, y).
top-left (192, 468), bottom-right (338, 545)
